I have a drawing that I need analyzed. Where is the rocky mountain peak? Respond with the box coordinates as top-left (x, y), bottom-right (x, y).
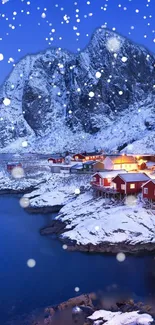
top-left (0, 28), bottom-right (155, 153)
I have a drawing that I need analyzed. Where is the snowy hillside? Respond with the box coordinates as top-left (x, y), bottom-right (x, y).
top-left (0, 28), bottom-right (155, 153)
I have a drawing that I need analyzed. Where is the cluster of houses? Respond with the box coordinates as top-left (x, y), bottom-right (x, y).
top-left (48, 151), bottom-right (155, 204)
top-left (91, 170), bottom-right (155, 203)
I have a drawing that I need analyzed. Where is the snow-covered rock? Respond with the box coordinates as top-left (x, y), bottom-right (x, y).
top-left (53, 192), bottom-right (155, 252)
top-left (88, 309), bottom-right (153, 325)
top-left (0, 28), bottom-right (155, 153)
top-left (25, 173), bottom-right (91, 210)
top-left (0, 168), bottom-right (51, 193)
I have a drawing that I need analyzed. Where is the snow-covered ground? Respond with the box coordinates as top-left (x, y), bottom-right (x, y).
top-left (53, 191), bottom-right (155, 251)
top-left (24, 173), bottom-right (91, 208)
top-left (88, 309), bottom-right (153, 325)
top-left (0, 162), bottom-right (51, 192)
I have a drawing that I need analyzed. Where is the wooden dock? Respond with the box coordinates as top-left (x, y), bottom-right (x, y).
top-left (91, 184), bottom-right (124, 200)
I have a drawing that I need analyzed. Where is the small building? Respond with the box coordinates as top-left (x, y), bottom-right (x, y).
top-left (146, 161), bottom-right (155, 170)
top-left (48, 156), bottom-right (64, 164)
top-left (70, 163), bottom-right (83, 174)
top-left (103, 155), bottom-right (138, 171)
top-left (72, 153), bottom-right (86, 162)
top-left (142, 179), bottom-right (155, 201)
top-left (112, 173), bottom-right (150, 195)
top-left (73, 152), bottom-right (104, 162)
top-left (91, 170), bottom-right (127, 187)
top-left (83, 161), bottom-right (104, 173)
top-left (7, 162), bottom-right (22, 172)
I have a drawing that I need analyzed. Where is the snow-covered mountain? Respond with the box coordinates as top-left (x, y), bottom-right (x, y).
top-left (1, 27), bottom-right (155, 153)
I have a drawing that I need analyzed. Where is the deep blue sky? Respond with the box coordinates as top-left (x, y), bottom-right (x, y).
top-left (0, 0), bottom-right (155, 85)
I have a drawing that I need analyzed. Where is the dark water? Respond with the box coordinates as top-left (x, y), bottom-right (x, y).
top-left (0, 196), bottom-right (155, 324)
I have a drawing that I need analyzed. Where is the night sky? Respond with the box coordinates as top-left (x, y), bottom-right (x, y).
top-left (0, 0), bottom-right (155, 85)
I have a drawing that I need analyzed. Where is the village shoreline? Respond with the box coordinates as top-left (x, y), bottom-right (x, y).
top-left (1, 185), bottom-right (155, 255)
top-left (1, 152), bottom-right (155, 256)
top-left (21, 292), bottom-right (155, 325)
top-left (40, 218), bottom-right (155, 255)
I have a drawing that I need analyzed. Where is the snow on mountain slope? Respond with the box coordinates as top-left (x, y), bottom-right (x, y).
top-left (0, 27), bottom-right (155, 153)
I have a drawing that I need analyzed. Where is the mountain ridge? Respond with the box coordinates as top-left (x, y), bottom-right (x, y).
top-left (0, 27), bottom-right (155, 154)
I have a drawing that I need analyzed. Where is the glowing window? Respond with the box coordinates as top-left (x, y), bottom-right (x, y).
top-left (130, 184), bottom-right (135, 189)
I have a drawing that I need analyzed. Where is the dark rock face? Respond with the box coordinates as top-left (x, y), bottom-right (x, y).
top-left (0, 28), bottom-right (155, 151)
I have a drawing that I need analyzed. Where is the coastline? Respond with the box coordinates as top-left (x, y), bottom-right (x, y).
top-left (1, 171), bottom-right (155, 255)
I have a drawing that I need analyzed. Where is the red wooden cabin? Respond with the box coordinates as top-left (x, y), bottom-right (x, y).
top-left (48, 157), bottom-right (64, 164)
top-left (112, 173), bottom-right (150, 195)
top-left (73, 152), bottom-right (104, 162)
top-left (72, 153), bottom-right (86, 162)
top-left (142, 179), bottom-right (155, 201)
top-left (91, 170), bottom-right (127, 187)
top-left (7, 162), bottom-right (22, 172)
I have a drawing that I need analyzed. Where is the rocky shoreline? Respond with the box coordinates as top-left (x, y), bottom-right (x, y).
top-left (40, 218), bottom-right (155, 255)
top-left (0, 185), bottom-right (39, 195)
top-left (22, 293), bottom-right (155, 325)
top-left (25, 204), bottom-right (62, 214)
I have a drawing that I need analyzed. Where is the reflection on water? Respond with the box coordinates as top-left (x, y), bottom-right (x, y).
top-left (0, 195), bottom-right (155, 324)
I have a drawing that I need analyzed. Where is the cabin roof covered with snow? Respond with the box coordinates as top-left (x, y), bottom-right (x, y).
top-left (82, 152), bottom-right (103, 157)
top-left (114, 173), bottom-right (150, 183)
top-left (70, 163), bottom-right (83, 170)
top-left (106, 155), bottom-right (136, 164)
top-left (83, 160), bottom-right (98, 165)
top-left (93, 170), bottom-right (127, 179)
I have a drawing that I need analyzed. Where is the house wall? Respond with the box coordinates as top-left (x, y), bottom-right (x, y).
top-left (126, 181), bottom-right (146, 194)
top-left (92, 174), bottom-right (104, 186)
top-left (112, 176), bottom-right (126, 193)
top-left (93, 162), bottom-right (104, 172)
top-left (126, 181), bottom-right (142, 194)
top-left (73, 154), bottom-right (85, 161)
top-left (103, 157), bottom-right (114, 170)
top-left (113, 163), bottom-right (137, 171)
top-left (49, 158), bottom-right (64, 164)
top-left (143, 182), bottom-right (155, 200)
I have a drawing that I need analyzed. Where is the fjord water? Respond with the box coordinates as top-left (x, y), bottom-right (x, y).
top-left (0, 196), bottom-right (155, 324)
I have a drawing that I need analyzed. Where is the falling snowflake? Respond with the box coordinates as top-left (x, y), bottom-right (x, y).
top-left (118, 90), bottom-right (123, 95)
top-left (62, 244), bottom-right (68, 250)
top-left (3, 98), bottom-right (11, 106)
top-left (19, 197), bottom-right (30, 208)
top-left (95, 71), bottom-right (101, 79)
top-left (89, 91), bottom-right (95, 98)
top-left (11, 166), bottom-right (25, 179)
top-left (106, 37), bottom-right (121, 52)
top-left (41, 12), bottom-right (46, 18)
top-left (0, 53), bottom-right (4, 61)
top-left (75, 188), bottom-right (80, 195)
top-left (116, 252), bottom-right (126, 262)
top-left (74, 287), bottom-right (80, 292)
top-left (22, 140), bottom-right (28, 147)
top-left (27, 259), bottom-right (36, 268)
top-left (121, 56), bottom-right (128, 62)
